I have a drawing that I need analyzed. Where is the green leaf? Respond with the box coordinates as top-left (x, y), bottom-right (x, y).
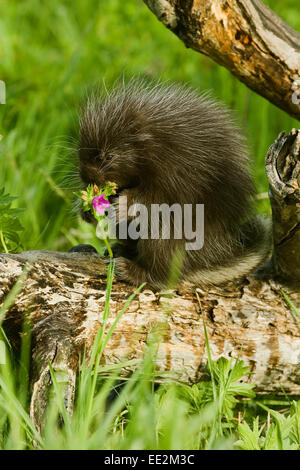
top-left (0, 189), bottom-right (24, 253)
top-left (235, 418), bottom-right (263, 450)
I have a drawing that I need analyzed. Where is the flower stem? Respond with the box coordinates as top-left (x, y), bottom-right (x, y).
top-left (0, 230), bottom-right (9, 253)
top-left (100, 225), bottom-right (113, 258)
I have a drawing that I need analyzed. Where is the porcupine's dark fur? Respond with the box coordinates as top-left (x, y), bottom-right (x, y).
top-left (77, 79), bottom-right (270, 289)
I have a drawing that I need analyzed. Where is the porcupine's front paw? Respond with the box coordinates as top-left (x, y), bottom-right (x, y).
top-left (112, 257), bottom-right (148, 286)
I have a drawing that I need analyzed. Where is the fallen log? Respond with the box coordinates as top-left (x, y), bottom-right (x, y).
top-left (0, 130), bottom-right (299, 432)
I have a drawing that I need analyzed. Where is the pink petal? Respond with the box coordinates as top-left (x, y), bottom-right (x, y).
top-left (92, 194), bottom-right (110, 215)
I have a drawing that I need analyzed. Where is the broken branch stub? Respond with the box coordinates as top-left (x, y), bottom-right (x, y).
top-left (266, 129), bottom-right (300, 285)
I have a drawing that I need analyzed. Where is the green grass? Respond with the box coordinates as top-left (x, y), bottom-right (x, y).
top-left (0, 0), bottom-right (299, 450)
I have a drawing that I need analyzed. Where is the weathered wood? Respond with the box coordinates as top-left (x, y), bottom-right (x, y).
top-left (143, 0), bottom-right (300, 120)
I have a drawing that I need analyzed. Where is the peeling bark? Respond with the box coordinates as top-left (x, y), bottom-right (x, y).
top-left (143, 0), bottom-right (300, 120)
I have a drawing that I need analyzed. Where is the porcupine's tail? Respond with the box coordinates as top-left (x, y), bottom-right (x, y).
top-left (187, 216), bottom-right (271, 287)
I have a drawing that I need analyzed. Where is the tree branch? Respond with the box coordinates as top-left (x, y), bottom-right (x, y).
top-left (143, 0), bottom-right (300, 120)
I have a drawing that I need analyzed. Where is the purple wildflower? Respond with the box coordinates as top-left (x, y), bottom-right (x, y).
top-left (92, 194), bottom-right (110, 215)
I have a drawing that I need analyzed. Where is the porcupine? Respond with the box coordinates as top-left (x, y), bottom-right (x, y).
top-left (76, 79), bottom-right (270, 289)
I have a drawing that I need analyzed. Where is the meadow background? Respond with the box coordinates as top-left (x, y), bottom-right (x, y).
top-left (0, 0), bottom-right (299, 450)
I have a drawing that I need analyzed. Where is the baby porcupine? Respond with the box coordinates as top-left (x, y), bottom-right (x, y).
top-left (78, 79), bottom-right (270, 289)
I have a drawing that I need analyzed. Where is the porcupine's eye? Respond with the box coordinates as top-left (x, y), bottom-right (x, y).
top-left (106, 154), bottom-right (113, 162)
